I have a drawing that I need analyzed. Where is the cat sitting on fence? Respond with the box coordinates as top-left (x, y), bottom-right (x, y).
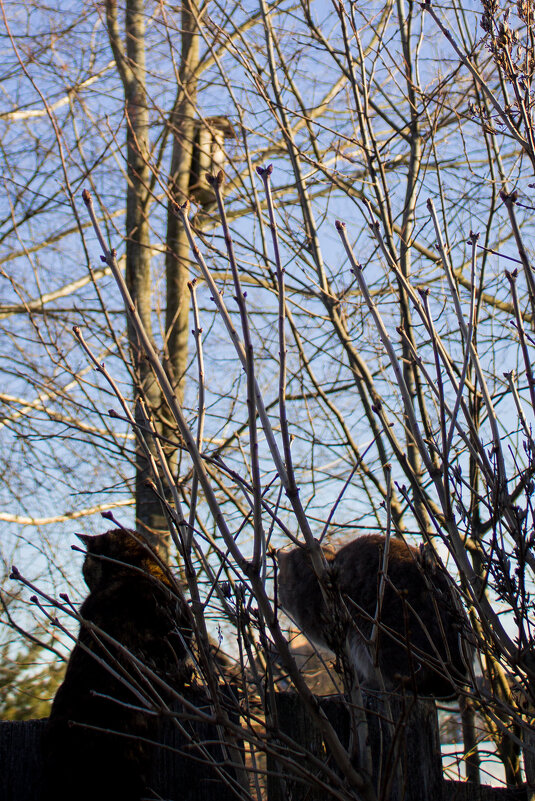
top-left (277, 534), bottom-right (468, 695)
top-left (42, 528), bottom-right (193, 801)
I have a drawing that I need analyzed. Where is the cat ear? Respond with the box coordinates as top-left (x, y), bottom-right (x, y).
top-left (75, 533), bottom-right (93, 547)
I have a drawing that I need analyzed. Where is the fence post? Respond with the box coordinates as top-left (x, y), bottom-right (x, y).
top-left (266, 691), bottom-right (443, 801)
top-left (523, 722), bottom-right (535, 801)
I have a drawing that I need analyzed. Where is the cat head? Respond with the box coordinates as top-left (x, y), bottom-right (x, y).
top-left (276, 542), bottom-right (336, 579)
top-left (276, 542), bottom-right (337, 609)
top-left (77, 529), bottom-right (170, 591)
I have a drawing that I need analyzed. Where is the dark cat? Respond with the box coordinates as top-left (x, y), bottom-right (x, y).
top-left (42, 528), bottom-right (192, 801)
top-left (277, 535), bottom-right (468, 696)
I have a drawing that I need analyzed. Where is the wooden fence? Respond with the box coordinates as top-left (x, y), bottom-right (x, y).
top-left (1, 693), bottom-right (532, 800)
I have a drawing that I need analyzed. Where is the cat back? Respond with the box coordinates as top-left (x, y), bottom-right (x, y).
top-left (277, 534), bottom-right (467, 696)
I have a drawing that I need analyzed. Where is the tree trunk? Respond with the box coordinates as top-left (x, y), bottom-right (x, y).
top-left (106, 0), bottom-right (200, 548)
top-left (158, 0), bottom-right (201, 526)
top-left (165, 0), bottom-right (200, 404)
top-left (123, 0), bottom-right (166, 546)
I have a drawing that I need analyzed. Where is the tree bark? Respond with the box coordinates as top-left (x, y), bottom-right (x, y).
top-left (122, 0), bottom-right (166, 546)
top-left (106, 0), bottom-right (201, 547)
top-left (164, 0), bottom-right (200, 404)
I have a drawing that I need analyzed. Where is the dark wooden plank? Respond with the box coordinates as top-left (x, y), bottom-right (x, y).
top-left (443, 780), bottom-right (527, 800)
top-left (0, 718), bottom-right (46, 801)
top-left (267, 691), bottom-right (443, 801)
top-left (0, 698), bottom-right (240, 801)
top-left (523, 725), bottom-right (535, 801)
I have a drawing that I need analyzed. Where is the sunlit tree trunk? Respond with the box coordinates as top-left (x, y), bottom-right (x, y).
top-left (165, 0), bottom-right (199, 401)
top-left (160, 0), bottom-right (200, 505)
top-left (105, 0), bottom-right (201, 548)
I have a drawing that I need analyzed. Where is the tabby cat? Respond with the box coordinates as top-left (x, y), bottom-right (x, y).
top-left (277, 535), bottom-right (467, 695)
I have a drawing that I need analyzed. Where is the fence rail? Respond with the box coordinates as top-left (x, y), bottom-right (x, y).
top-left (1, 693), bottom-right (533, 800)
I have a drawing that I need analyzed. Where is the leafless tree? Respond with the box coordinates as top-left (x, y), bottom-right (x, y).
top-left (2, 0), bottom-right (535, 792)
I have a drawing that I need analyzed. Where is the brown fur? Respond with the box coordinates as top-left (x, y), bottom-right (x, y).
top-left (277, 535), bottom-right (467, 695)
top-left (42, 529), bottom-right (192, 801)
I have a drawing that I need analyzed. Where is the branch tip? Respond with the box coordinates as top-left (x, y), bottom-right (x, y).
top-left (500, 189), bottom-right (519, 205)
top-left (256, 164), bottom-right (273, 178)
top-left (206, 171), bottom-right (224, 187)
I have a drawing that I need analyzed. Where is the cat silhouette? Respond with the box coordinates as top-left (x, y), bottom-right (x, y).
top-left (42, 528), bottom-right (192, 801)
